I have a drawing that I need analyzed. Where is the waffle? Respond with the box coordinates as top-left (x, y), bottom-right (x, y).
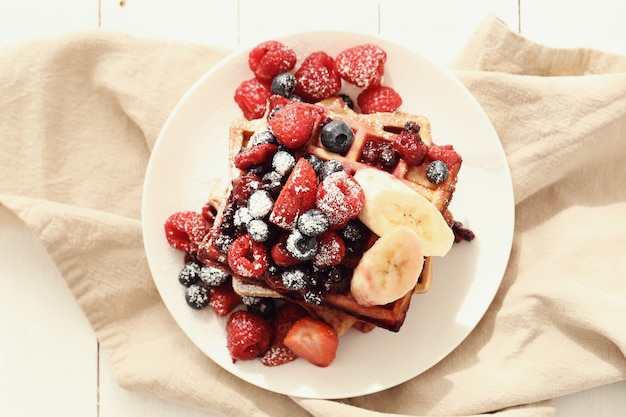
top-left (198, 96), bottom-right (460, 332)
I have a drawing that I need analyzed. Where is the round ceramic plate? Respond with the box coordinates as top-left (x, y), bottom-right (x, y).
top-left (142, 31), bottom-right (515, 399)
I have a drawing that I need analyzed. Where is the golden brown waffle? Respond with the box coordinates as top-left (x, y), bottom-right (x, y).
top-left (198, 96), bottom-right (460, 332)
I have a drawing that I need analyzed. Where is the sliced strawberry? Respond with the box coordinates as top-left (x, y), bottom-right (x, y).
top-left (269, 158), bottom-right (318, 230)
top-left (209, 283), bottom-right (242, 316)
top-left (226, 310), bottom-right (272, 362)
top-left (261, 303), bottom-right (308, 367)
top-left (316, 171), bottom-right (365, 229)
top-left (234, 143), bottom-right (279, 171)
top-left (268, 102), bottom-right (318, 149)
top-left (283, 316), bottom-right (339, 367)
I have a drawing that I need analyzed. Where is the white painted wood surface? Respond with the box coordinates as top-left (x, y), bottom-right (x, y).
top-left (1, 1), bottom-right (625, 416)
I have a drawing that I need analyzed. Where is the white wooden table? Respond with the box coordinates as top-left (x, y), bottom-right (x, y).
top-left (1, 1), bottom-right (625, 416)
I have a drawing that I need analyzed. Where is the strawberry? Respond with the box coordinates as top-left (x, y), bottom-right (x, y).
top-left (230, 173), bottom-right (262, 207)
top-left (294, 51), bottom-right (342, 103)
top-left (268, 102), bottom-right (318, 149)
top-left (209, 283), bottom-right (242, 316)
top-left (357, 86), bottom-right (402, 114)
top-left (227, 234), bottom-right (269, 277)
top-left (164, 211), bottom-right (208, 255)
top-left (226, 310), bottom-right (272, 362)
top-left (335, 43), bottom-right (386, 89)
top-left (283, 316), bottom-right (339, 367)
top-left (312, 230), bottom-right (346, 267)
top-left (427, 144), bottom-right (462, 167)
top-left (261, 303), bottom-right (308, 367)
top-left (248, 41), bottom-right (297, 82)
top-left (234, 143), bottom-right (279, 171)
top-left (269, 158), bottom-right (318, 230)
top-left (316, 171), bottom-right (365, 229)
top-left (234, 78), bottom-right (272, 120)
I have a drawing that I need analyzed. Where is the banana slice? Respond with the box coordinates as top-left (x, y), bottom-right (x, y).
top-left (351, 226), bottom-right (424, 307)
top-left (353, 168), bottom-right (454, 257)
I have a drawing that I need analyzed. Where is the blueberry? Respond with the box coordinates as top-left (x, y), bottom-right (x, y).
top-left (244, 296), bottom-right (276, 320)
top-left (322, 265), bottom-right (352, 294)
top-left (247, 189), bottom-right (274, 219)
top-left (318, 159), bottom-right (344, 181)
top-left (305, 154), bottom-right (324, 175)
top-left (233, 206), bottom-right (253, 232)
top-left (271, 72), bottom-right (297, 97)
top-left (262, 170), bottom-right (282, 196)
top-left (321, 119), bottom-right (354, 155)
top-left (340, 219), bottom-right (365, 242)
top-left (285, 229), bottom-right (318, 261)
top-left (247, 218), bottom-right (271, 242)
top-left (303, 288), bottom-right (324, 305)
top-left (297, 209), bottom-right (329, 237)
top-left (281, 268), bottom-right (308, 291)
top-left (185, 284), bottom-right (209, 309)
top-left (199, 264), bottom-right (230, 287)
top-left (178, 261), bottom-right (201, 286)
top-left (426, 160), bottom-right (449, 184)
top-left (249, 130), bottom-right (278, 146)
top-left (272, 150), bottom-right (296, 177)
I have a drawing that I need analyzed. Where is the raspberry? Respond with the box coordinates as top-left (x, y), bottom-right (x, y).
top-left (268, 102), bottom-right (318, 149)
top-left (234, 143), bottom-right (279, 171)
top-left (294, 51), bottom-right (342, 103)
top-left (231, 173), bottom-right (262, 207)
top-left (234, 78), bottom-right (272, 120)
top-left (335, 43), bottom-right (386, 89)
top-left (269, 158), bottom-right (318, 230)
top-left (393, 129), bottom-right (427, 166)
top-left (227, 234), bottom-right (269, 277)
top-left (248, 41), bottom-right (297, 82)
top-left (427, 144), bottom-right (462, 167)
top-left (226, 310), bottom-right (272, 362)
top-left (209, 283), bottom-right (242, 316)
top-left (357, 86), bottom-right (402, 114)
top-left (164, 211), bottom-right (208, 254)
top-left (312, 230), bottom-right (346, 267)
top-left (316, 171), bottom-right (365, 229)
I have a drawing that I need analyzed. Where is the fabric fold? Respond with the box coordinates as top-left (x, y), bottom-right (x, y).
top-left (1, 14), bottom-right (625, 417)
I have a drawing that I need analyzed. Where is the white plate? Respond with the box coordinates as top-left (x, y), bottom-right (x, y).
top-left (142, 30), bottom-right (514, 399)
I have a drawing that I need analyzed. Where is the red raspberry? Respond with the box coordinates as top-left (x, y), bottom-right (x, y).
top-left (234, 78), bottom-right (272, 120)
top-left (261, 303), bottom-right (308, 367)
top-left (234, 143), bottom-right (279, 171)
top-left (209, 283), bottom-right (242, 316)
top-left (335, 43), bottom-right (386, 89)
top-left (357, 86), bottom-right (402, 114)
top-left (316, 171), bottom-right (365, 229)
top-left (248, 41), bottom-right (297, 82)
top-left (269, 158), bottom-right (318, 230)
top-left (312, 230), bottom-right (346, 267)
top-left (427, 144), bottom-right (462, 167)
top-left (294, 51), bottom-right (342, 103)
top-left (393, 129), bottom-right (428, 166)
top-left (226, 310), bottom-right (272, 362)
top-left (270, 233), bottom-right (300, 267)
top-left (268, 102), bottom-right (318, 149)
top-left (164, 211), bottom-right (208, 254)
top-left (227, 234), bottom-right (269, 277)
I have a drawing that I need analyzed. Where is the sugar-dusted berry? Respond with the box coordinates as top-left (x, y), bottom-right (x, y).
top-left (231, 173), bottom-right (262, 207)
top-left (234, 143), bottom-right (279, 171)
top-left (271, 72), bottom-right (297, 98)
top-left (357, 85), bottom-right (402, 114)
top-left (335, 43), bottom-right (386, 89)
top-left (269, 158), bottom-right (318, 230)
top-left (270, 232), bottom-right (300, 267)
top-left (164, 211), bottom-right (208, 255)
top-left (268, 102), bottom-right (318, 149)
top-left (209, 283), bottom-right (242, 316)
top-left (226, 310), bottom-right (272, 362)
top-left (178, 261), bottom-right (201, 286)
top-left (249, 41), bottom-right (297, 82)
top-left (427, 144), bottom-right (462, 167)
top-left (285, 229), bottom-right (318, 261)
top-left (227, 234), bottom-right (269, 277)
top-left (297, 208), bottom-right (329, 237)
top-left (294, 51), bottom-right (342, 103)
top-left (316, 171), bottom-right (365, 229)
top-left (185, 284), bottom-right (209, 310)
top-left (426, 160), bottom-right (449, 184)
top-left (312, 230), bottom-right (346, 267)
top-left (393, 121), bottom-right (428, 166)
top-left (234, 78), bottom-right (272, 120)
top-left (199, 263), bottom-right (230, 287)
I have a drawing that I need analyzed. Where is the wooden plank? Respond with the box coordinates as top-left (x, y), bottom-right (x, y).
top-left (0, 220), bottom-right (98, 417)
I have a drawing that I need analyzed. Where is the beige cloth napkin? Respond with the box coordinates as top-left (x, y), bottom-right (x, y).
top-left (1, 15), bottom-right (625, 417)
